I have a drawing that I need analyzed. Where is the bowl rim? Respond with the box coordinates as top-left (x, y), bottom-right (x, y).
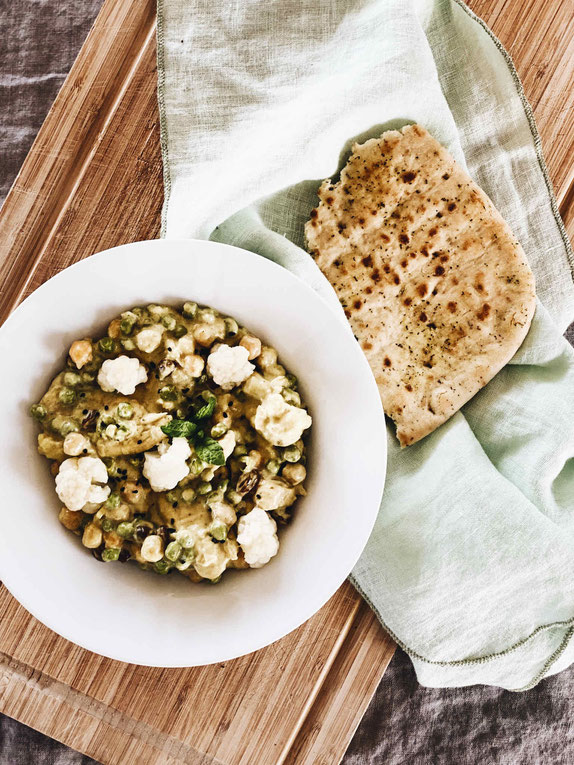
top-left (0, 238), bottom-right (387, 666)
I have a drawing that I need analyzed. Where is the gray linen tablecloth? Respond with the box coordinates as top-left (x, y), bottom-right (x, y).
top-left (1, 1), bottom-right (573, 763)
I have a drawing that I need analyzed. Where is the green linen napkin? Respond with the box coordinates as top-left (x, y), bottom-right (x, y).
top-left (157, 0), bottom-right (574, 689)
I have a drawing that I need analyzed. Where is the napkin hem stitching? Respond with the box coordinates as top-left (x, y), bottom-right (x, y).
top-left (454, 0), bottom-right (574, 285)
top-left (349, 573), bottom-right (574, 689)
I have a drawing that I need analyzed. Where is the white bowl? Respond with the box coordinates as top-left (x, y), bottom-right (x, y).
top-left (0, 239), bottom-right (386, 666)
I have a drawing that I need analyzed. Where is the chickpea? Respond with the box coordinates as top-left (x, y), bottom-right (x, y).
top-left (182, 354), bottom-right (205, 377)
top-left (282, 463), bottom-right (307, 486)
top-left (58, 507), bottom-right (83, 531)
top-left (107, 318), bottom-right (122, 339)
top-left (104, 530), bottom-right (123, 548)
top-left (258, 346), bottom-right (277, 369)
top-left (193, 320), bottom-right (225, 347)
top-left (140, 534), bottom-right (164, 563)
top-left (63, 432), bottom-right (90, 457)
top-left (121, 481), bottom-right (145, 505)
top-left (69, 339), bottom-right (93, 369)
top-left (240, 335), bottom-right (262, 360)
top-left (82, 523), bottom-right (103, 549)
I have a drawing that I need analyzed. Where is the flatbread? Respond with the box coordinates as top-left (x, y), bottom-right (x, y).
top-left (305, 124), bottom-right (536, 446)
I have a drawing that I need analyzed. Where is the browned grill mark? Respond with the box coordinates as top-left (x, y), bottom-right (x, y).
top-left (393, 274), bottom-right (401, 285)
top-left (326, 196), bottom-right (334, 204)
top-left (310, 208), bottom-right (318, 218)
top-left (417, 284), bottom-right (428, 297)
top-left (381, 233), bottom-right (390, 243)
top-left (402, 171), bottom-right (417, 183)
top-left (405, 384), bottom-right (413, 392)
top-left (365, 286), bottom-right (373, 294)
top-left (447, 301), bottom-right (457, 313)
top-left (372, 269), bottom-right (382, 283)
top-left (442, 173), bottom-right (450, 180)
top-left (403, 297), bottom-right (412, 306)
top-left (399, 233), bottom-right (410, 245)
top-left (477, 303), bottom-right (491, 321)
top-left (353, 299), bottom-right (362, 310)
top-left (419, 312), bottom-right (428, 322)
top-left (401, 259), bottom-right (408, 268)
top-left (448, 203), bottom-right (456, 211)
top-left (434, 265), bottom-right (445, 276)
top-left (361, 255), bottom-right (373, 268)
top-left (429, 227), bottom-right (437, 236)
top-left (384, 357), bottom-right (392, 367)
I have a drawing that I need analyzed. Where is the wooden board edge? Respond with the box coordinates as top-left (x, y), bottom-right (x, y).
top-left (0, 652), bottom-right (190, 765)
top-left (0, 0), bottom-right (157, 320)
top-left (0, 585), bottom-right (392, 765)
top-left (282, 602), bottom-right (396, 765)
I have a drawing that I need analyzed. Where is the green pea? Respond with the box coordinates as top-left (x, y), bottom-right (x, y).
top-left (266, 459), bottom-right (281, 475)
top-left (59, 387), bottom-right (76, 405)
top-left (189, 456), bottom-right (204, 476)
top-left (159, 385), bottom-right (178, 402)
top-left (197, 374), bottom-right (208, 386)
top-left (116, 402), bottom-right (134, 419)
top-left (209, 521), bottom-right (227, 542)
top-left (120, 312), bottom-right (137, 335)
top-left (102, 547), bottom-right (121, 562)
top-left (98, 337), bottom-right (117, 354)
top-left (233, 444), bottom-right (248, 458)
top-left (224, 318), bottom-right (239, 336)
top-left (52, 416), bottom-right (79, 436)
top-left (117, 521), bottom-right (135, 539)
top-left (128, 455), bottom-right (142, 467)
top-left (154, 559), bottom-right (173, 575)
top-left (103, 459), bottom-right (122, 478)
top-left (182, 302), bottom-right (198, 319)
top-left (101, 517), bottom-right (114, 532)
top-left (106, 492), bottom-right (121, 509)
top-left (175, 558), bottom-right (194, 571)
top-left (285, 373), bottom-right (297, 388)
top-left (225, 489), bottom-right (242, 505)
top-left (166, 490), bottom-right (179, 504)
top-left (283, 389), bottom-right (301, 406)
top-left (165, 541), bottom-right (182, 562)
top-left (30, 403), bottom-right (47, 421)
top-left (63, 372), bottom-right (82, 387)
top-left (173, 323), bottom-right (188, 338)
top-left (176, 407), bottom-right (189, 419)
top-left (121, 338), bottom-right (136, 351)
top-left (161, 314), bottom-right (177, 331)
top-left (181, 488), bottom-right (196, 503)
top-left (80, 371), bottom-right (96, 383)
top-left (197, 481), bottom-right (212, 495)
top-left (210, 422), bottom-right (228, 438)
top-left (174, 529), bottom-right (195, 549)
top-left (282, 445), bottom-right (301, 463)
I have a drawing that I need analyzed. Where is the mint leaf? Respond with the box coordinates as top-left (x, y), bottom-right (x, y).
top-left (195, 437), bottom-right (225, 466)
top-left (161, 419), bottom-right (199, 439)
top-left (193, 394), bottom-right (216, 421)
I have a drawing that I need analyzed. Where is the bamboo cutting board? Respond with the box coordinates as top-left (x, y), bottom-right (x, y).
top-left (0, 0), bottom-right (573, 762)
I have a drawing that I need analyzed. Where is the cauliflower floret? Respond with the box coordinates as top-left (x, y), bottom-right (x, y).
top-left (254, 393), bottom-right (312, 447)
top-left (143, 437), bottom-right (191, 492)
top-left (135, 325), bottom-right (164, 353)
top-left (237, 508), bottom-right (279, 568)
top-left (206, 345), bottom-right (254, 390)
top-left (55, 456), bottom-right (110, 512)
top-left (97, 356), bottom-right (148, 395)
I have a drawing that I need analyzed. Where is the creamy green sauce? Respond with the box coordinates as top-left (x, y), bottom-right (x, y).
top-left (31, 302), bottom-right (310, 582)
